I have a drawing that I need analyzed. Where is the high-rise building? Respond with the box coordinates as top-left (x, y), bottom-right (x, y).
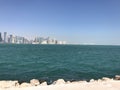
top-left (14, 36), bottom-right (24, 44)
top-left (9, 35), bottom-right (14, 43)
top-left (0, 32), bottom-right (2, 42)
top-left (4, 32), bottom-right (7, 43)
top-left (34, 37), bottom-right (44, 44)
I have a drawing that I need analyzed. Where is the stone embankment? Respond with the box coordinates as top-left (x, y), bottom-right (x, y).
top-left (0, 75), bottom-right (120, 89)
top-left (0, 79), bottom-right (47, 89)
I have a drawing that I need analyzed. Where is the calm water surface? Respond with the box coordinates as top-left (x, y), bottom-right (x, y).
top-left (0, 44), bottom-right (120, 83)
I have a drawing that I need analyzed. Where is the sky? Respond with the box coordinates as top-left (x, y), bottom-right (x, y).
top-left (0, 0), bottom-right (120, 45)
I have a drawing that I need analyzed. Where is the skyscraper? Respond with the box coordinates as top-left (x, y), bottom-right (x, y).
top-left (4, 32), bottom-right (7, 43)
top-left (0, 32), bottom-right (2, 42)
top-left (9, 35), bottom-right (14, 43)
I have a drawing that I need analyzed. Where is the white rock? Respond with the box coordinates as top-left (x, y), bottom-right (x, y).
top-left (40, 82), bottom-right (47, 86)
top-left (90, 79), bottom-right (95, 82)
top-left (0, 81), bottom-right (19, 88)
top-left (53, 79), bottom-right (66, 85)
top-left (115, 75), bottom-right (120, 80)
top-left (20, 82), bottom-right (32, 87)
top-left (72, 80), bottom-right (87, 84)
top-left (97, 79), bottom-right (103, 82)
top-left (66, 81), bottom-right (71, 84)
top-left (102, 77), bottom-right (111, 81)
top-left (30, 79), bottom-right (40, 86)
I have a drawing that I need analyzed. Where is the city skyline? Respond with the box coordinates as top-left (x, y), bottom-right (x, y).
top-left (0, 0), bottom-right (120, 45)
top-left (0, 32), bottom-right (66, 44)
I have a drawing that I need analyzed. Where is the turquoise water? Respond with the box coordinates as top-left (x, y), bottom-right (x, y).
top-left (0, 44), bottom-right (120, 83)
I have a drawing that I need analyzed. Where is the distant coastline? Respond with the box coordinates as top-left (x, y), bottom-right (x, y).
top-left (0, 32), bottom-right (66, 45)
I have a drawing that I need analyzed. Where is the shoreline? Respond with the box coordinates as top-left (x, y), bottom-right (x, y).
top-left (0, 75), bottom-right (120, 90)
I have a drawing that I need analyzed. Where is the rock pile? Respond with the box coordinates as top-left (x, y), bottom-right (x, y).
top-left (102, 77), bottom-right (113, 81)
top-left (115, 75), bottom-right (120, 80)
top-left (0, 81), bottom-right (19, 88)
top-left (0, 75), bottom-right (120, 89)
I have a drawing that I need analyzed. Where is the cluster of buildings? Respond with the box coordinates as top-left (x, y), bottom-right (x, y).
top-left (0, 32), bottom-right (66, 44)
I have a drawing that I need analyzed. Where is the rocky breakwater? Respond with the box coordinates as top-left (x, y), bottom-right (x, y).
top-left (0, 79), bottom-right (47, 89)
top-left (0, 81), bottom-right (19, 88)
top-left (0, 75), bottom-right (120, 89)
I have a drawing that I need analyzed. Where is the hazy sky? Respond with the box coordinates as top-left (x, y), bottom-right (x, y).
top-left (0, 0), bottom-right (120, 45)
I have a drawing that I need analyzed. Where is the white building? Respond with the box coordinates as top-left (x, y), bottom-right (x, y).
top-left (9, 35), bottom-right (15, 43)
top-left (41, 40), bottom-right (48, 44)
top-left (4, 32), bottom-right (8, 43)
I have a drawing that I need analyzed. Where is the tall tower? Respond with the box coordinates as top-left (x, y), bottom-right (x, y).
top-left (4, 32), bottom-right (7, 43)
top-left (10, 35), bottom-right (14, 43)
top-left (0, 32), bottom-right (2, 42)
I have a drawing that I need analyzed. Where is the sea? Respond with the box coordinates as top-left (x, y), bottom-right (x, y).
top-left (0, 44), bottom-right (120, 83)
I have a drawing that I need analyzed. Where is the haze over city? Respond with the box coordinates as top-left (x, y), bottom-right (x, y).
top-left (0, 0), bottom-right (120, 45)
top-left (0, 32), bottom-right (66, 44)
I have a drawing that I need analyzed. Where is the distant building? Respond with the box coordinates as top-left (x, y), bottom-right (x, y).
top-left (4, 32), bottom-right (7, 43)
top-left (34, 37), bottom-right (44, 44)
top-left (9, 35), bottom-right (14, 43)
top-left (62, 41), bottom-right (66, 44)
top-left (47, 37), bottom-right (56, 44)
top-left (23, 38), bottom-right (29, 44)
top-left (14, 36), bottom-right (24, 44)
top-left (0, 32), bottom-right (2, 42)
top-left (41, 40), bottom-right (47, 44)
top-left (0, 32), bottom-right (66, 45)
top-left (14, 36), bottom-right (29, 44)
top-left (57, 41), bottom-right (62, 44)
